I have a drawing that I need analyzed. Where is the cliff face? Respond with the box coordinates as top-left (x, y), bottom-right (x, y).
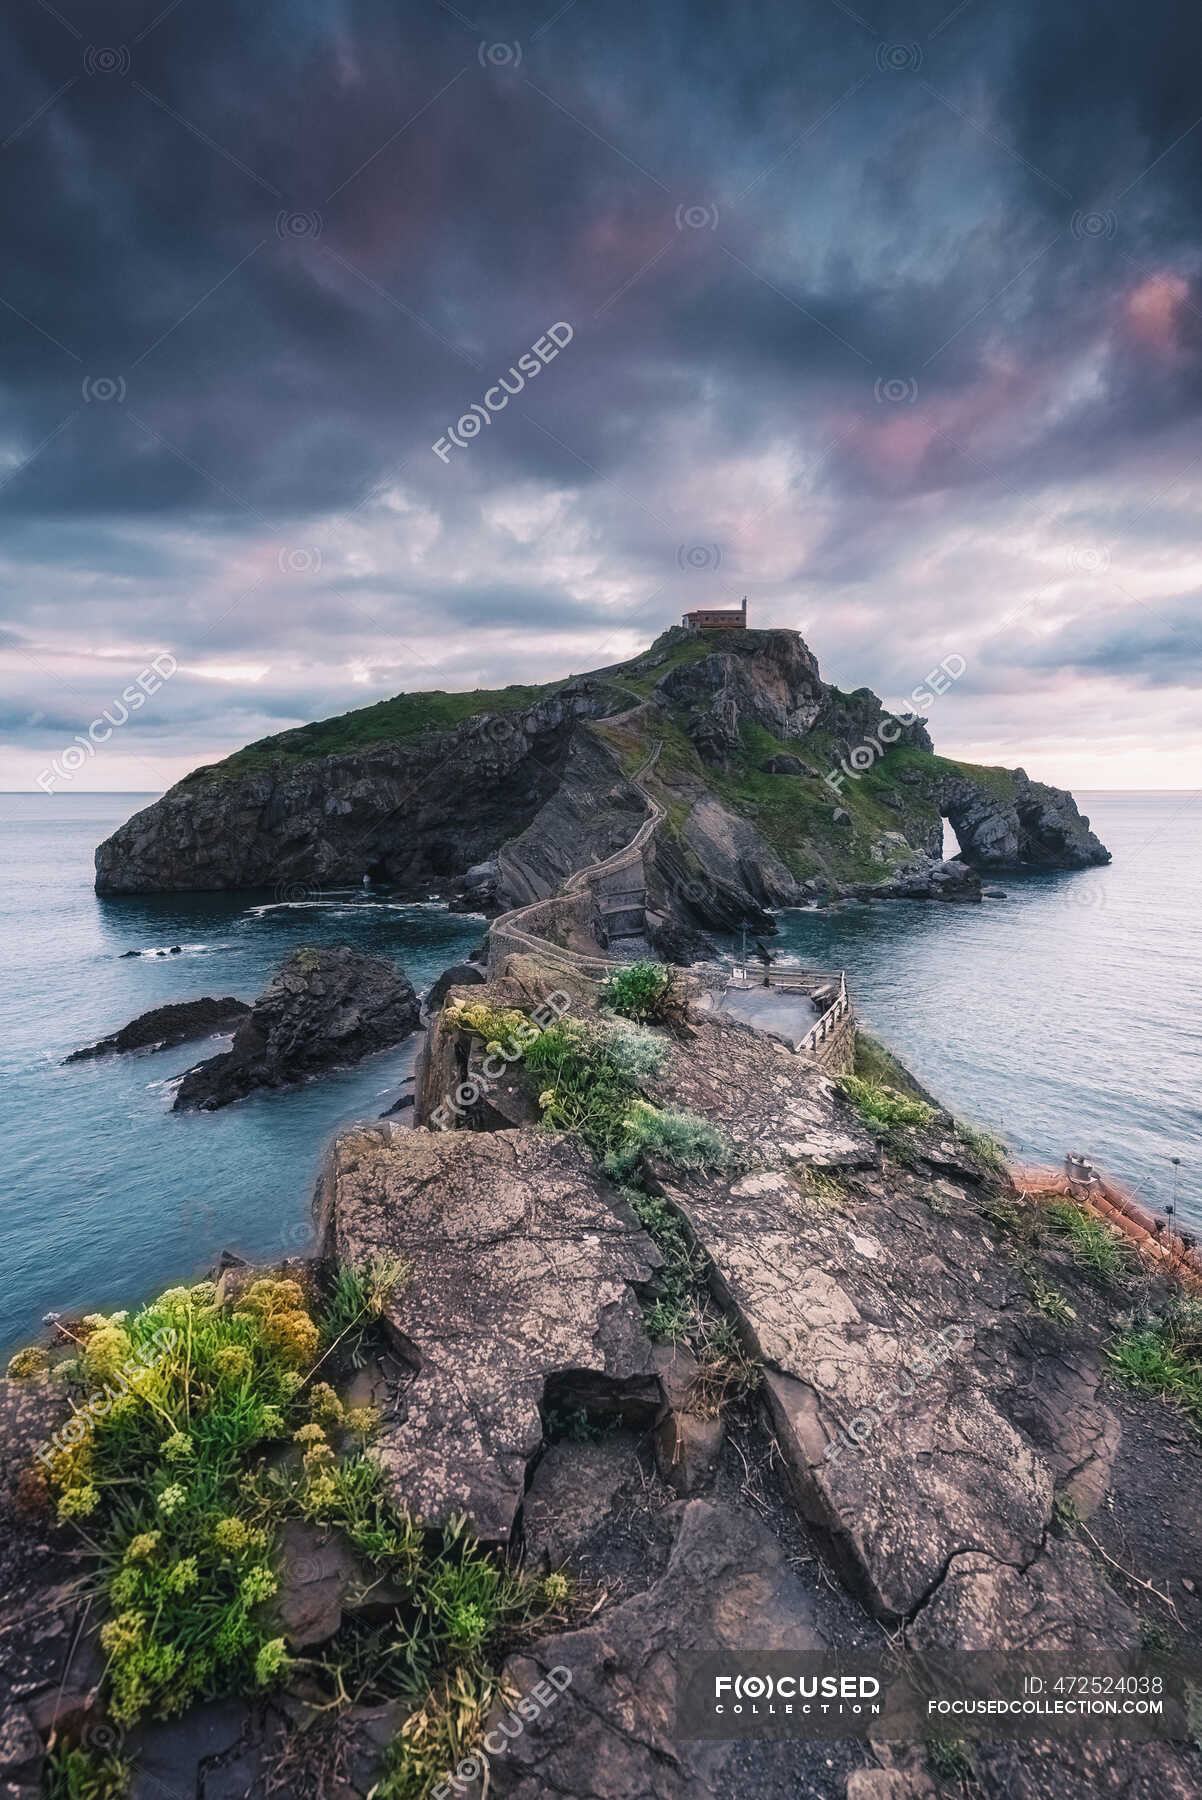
top-left (94, 628), bottom-right (1109, 919)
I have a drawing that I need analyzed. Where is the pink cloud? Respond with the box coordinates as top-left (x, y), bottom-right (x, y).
top-left (1123, 274), bottom-right (1190, 353)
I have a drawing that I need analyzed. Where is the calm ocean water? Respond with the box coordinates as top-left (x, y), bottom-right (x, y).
top-left (1, 789), bottom-right (1199, 1354)
top-left (0, 793), bottom-right (483, 1354)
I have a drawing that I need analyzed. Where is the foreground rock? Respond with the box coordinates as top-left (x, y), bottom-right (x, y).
top-left (65, 995), bottom-right (250, 1062)
top-left (173, 946), bottom-right (419, 1111)
top-left (317, 1126), bottom-right (661, 1541)
top-left (488, 1499), bottom-right (826, 1800)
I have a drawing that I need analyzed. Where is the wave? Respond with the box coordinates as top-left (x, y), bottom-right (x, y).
top-left (244, 898), bottom-right (462, 918)
top-left (120, 942), bottom-right (232, 957)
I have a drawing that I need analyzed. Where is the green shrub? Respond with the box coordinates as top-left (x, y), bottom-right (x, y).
top-left (621, 1187), bottom-right (708, 1344)
top-left (39, 1270), bottom-right (571, 1779)
top-left (603, 1101), bottom-right (731, 1183)
top-left (599, 1016), bottom-right (669, 1082)
top-left (926, 1736), bottom-right (973, 1779)
top-left (837, 1074), bottom-right (934, 1132)
top-left (319, 1255), bottom-right (410, 1353)
top-left (1027, 1276), bottom-right (1077, 1324)
top-left (526, 1019), bottom-right (640, 1158)
top-left (600, 961), bottom-right (676, 1022)
top-left (39, 1280), bottom-right (322, 1722)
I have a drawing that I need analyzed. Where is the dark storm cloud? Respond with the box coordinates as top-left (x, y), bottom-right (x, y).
top-left (0, 0), bottom-right (1200, 785)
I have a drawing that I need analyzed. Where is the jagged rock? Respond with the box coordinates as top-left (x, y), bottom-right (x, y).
top-left (647, 1011), bottom-right (873, 1167)
top-left (935, 769), bottom-right (1109, 870)
top-left (759, 753), bottom-right (808, 774)
top-left (65, 995), bottom-right (250, 1062)
top-left (316, 1127), bottom-right (661, 1542)
top-left (126, 1701), bottom-right (250, 1800)
top-left (95, 679), bottom-right (632, 895)
top-left (173, 946), bottom-right (419, 1111)
top-left (424, 961), bottom-right (486, 1011)
top-left (0, 1378), bottom-right (68, 1509)
top-left (858, 857), bottom-right (981, 902)
top-left (992, 1341), bottom-right (1120, 1518)
top-left (488, 1499), bottom-right (825, 1798)
top-left (521, 1439), bottom-right (644, 1570)
top-left (968, 1738), bottom-right (1201, 1800)
top-left (641, 1014), bottom-right (1060, 1615)
top-left (0, 1705), bottom-right (41, 1785)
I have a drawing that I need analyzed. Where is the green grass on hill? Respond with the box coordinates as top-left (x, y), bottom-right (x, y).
top-left (182, 682), bottom-right (559, 784)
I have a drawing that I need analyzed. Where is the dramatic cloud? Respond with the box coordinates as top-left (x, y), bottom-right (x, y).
top-left (1, 0), bottom-right (1200, 791)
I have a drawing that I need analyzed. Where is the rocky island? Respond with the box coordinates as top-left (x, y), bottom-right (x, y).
top-left (94, 628), bottom-right (1108, 942)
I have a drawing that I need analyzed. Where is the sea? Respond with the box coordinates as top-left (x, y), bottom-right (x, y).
top-left (1, 789), bottom-right (1198, 1354)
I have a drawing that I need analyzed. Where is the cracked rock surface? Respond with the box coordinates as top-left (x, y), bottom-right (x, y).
top-left (317, 1125), bottom-right (661, 1541)
top-left (487, 1498), bottom-right (826, 1800)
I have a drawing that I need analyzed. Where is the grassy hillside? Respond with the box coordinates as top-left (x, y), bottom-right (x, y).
top-left (178, 630), bottom-right (717, 788)
top-left (181, 681), bottom-right (560, 784)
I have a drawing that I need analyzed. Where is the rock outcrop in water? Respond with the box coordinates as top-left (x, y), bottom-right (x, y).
top-left (173, 945), bottom-right (419, 1110)
top-left (95, 629), bottom-right (1109, 936)
top-left (64, 995), bottom-right (250, 1062)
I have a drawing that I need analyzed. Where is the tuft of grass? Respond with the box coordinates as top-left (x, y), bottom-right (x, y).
top-left (45, 1746), bottom-right (132, 1800)
top-left (620, 1187), bottom-right (708, 1345)
top-left (1027, 1276), bottom-right (1077, 1324)
top-left (852, 1032), bottom-right (931, 1102)
top-left (1140, 1616), bottom-right (1178, 1658)
top-left (926, 1735), bottom-right (974, 1780)
top-left (955, 1121), bottom-right (1008, 1171)
top-left (319, 1255), bottom-right (411, 1354)
top-left (1106, 1319), bottom-right (1202, 1425)
top-left (597, 1016), bottom-right (669, 1083)
top-left (1045, 1201), bottom-right (1130, 1283)
top-left (981, 1193), bottom-right (1044, 1248)
top-left (604, 1101), bottom-right (731, 1184)
top-left (801, 1168), bottom-right (848, 1205)
top-left (837, 1074), bottom-right (934, 1133)
top-left (1052, 1492), bottom-right (1082, 1533)
top-left (692, 1315), bottom-right (762, 1414)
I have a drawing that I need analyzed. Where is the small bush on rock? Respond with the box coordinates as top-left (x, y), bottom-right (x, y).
top-left (33, 1264), bottom-right (573, 1791)
top-left (45, 1744), bottom-right (131, 1800)
top-left (600, 961), bottom-right (677, 1023)
top-left (604, 1100), bottom-right (731, 1183)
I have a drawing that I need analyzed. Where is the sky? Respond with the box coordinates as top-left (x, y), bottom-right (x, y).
top-left (1, 0), bottom-right (1201, 793)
